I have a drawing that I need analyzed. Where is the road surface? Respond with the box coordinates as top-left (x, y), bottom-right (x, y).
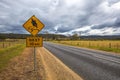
top-left (44, 42), bottom-right (120, 80)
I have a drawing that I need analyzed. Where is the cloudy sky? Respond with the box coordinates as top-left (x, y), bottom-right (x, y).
top-left (0, 0), bottom-right (120, 35)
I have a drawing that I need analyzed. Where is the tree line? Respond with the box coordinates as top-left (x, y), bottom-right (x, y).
top-left (0, 33), bottom-right (120, 40)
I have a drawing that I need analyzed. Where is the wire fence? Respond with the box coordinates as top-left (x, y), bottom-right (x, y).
top-left (0, 39), bottom-right (25, 49)
top-left (56, 41), bottom-right (120, 49)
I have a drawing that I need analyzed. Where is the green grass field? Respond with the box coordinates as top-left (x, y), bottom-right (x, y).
top-left (52, 40), bottom-right (120, 53)
top-left (0, 44), bottom-right (25, 71)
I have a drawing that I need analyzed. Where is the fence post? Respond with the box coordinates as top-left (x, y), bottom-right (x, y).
top-left (79, 42), bottom-right (81, 46)
top-left (97, 43), bottom-right (99, 48)
top-left (3, 43), bottom-right (4, 48)
top-left (116, 43), bottom-right (119, 49)
top-left (89, 42), bottom-right (91, 47)
top-left (9, 43), bottom-right (10, 47)
top-left (109, 43), bottom-right (111, 48)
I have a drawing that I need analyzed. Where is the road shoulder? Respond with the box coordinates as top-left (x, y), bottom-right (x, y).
top-left (37, 47), bottom-right (83, 80)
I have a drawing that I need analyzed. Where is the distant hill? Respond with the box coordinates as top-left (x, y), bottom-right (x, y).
top-left (0, 33), bottom-right (67, 40)
top-left (80, 35), bottom-right (120, 40)
top-left (0, 33), bottom-right (120, 40)
top-left (0, 33), bottom-right (30, 39)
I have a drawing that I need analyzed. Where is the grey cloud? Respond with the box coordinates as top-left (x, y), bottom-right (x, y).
top-left (114, 17), bottom-right (120, 27)
top-left (107, 0), bottom-right (120, 6)
top-left (57, 26), bottom-right (73, 32)
top-left (71, 30), bottom-right (90, 35)
top-left (56, 0), bottom-right (103, 29)
top-left (91, 17), bottom-right (120, 29)
top-left (0, 0), bottom-right (120, 35)
top-left (81, 30), bottom-right (90, 34)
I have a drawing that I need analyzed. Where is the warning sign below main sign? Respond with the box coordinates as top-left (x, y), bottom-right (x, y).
top-left (26, 37), bottom-right (43, 47)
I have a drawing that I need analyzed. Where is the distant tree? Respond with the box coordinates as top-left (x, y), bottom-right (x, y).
top-left (52, 35), bottom-right (56, 40)
top-left (0, 35), bottom-right (6, 39)
top-left (71, 33), bottom-right (80, 40)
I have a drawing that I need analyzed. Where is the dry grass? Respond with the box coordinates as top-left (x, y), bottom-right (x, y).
top-left (0, 48), bottom-right (42, 80)
top-left (0, 44), bottom-right (25, 71)
top-left (37, 47), bottom-right (83, 80)
top-left (0, 47), bottom-right (83, 80)
top-left (0, 39), bottom-right (25, 49)
top-left (53, 40), bottom-right (120, 53)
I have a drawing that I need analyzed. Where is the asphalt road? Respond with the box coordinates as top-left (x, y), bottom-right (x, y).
top-left (44, 42), bottom-right (120, 80)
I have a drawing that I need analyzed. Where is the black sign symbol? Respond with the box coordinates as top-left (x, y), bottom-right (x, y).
top-left (31, 19), bottom-right (37, 28)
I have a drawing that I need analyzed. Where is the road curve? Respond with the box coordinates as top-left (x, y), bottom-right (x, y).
top-left (44, 42), bottom-right (120, 80)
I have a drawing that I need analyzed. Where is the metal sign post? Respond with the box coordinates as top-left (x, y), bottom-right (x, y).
top-left (22, 15), bottom-right (45, 79)
top-left (34, 47), bottom-right (36, 71)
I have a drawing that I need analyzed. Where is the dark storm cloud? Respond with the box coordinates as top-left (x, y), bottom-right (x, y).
top-left (0, 0), bottom-right (120, 35)
top-left (71, 30), bottom-right (90, 35)
top-left (114, 17), bottom-right (120, 27)
top-left (91, 17), bottom-right (120, 29)
top-left (57, 25), bottom-right (74, 32)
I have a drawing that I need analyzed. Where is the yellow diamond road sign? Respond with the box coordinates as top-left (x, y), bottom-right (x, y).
top-left (23, 15), bottom-right (44, 36)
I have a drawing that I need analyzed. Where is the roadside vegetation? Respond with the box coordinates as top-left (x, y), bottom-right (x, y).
top-left (52, 40), bottom-right (120, 53)
top-left (0, 39), bottom-right (25, 71)
top-left (0, 47), bottom-right (83, 80)
top-left (0, 39), bottom-right (25, 49)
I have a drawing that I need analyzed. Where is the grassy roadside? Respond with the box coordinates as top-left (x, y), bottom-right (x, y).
top-left (0, 47), bottom-right (82, 80)
top-left (0, 44), bottom-right (25, 71)
top-left (51, 41), bottom-right (120, 53)
top-left (0, 48), bottom-right (39, 80)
